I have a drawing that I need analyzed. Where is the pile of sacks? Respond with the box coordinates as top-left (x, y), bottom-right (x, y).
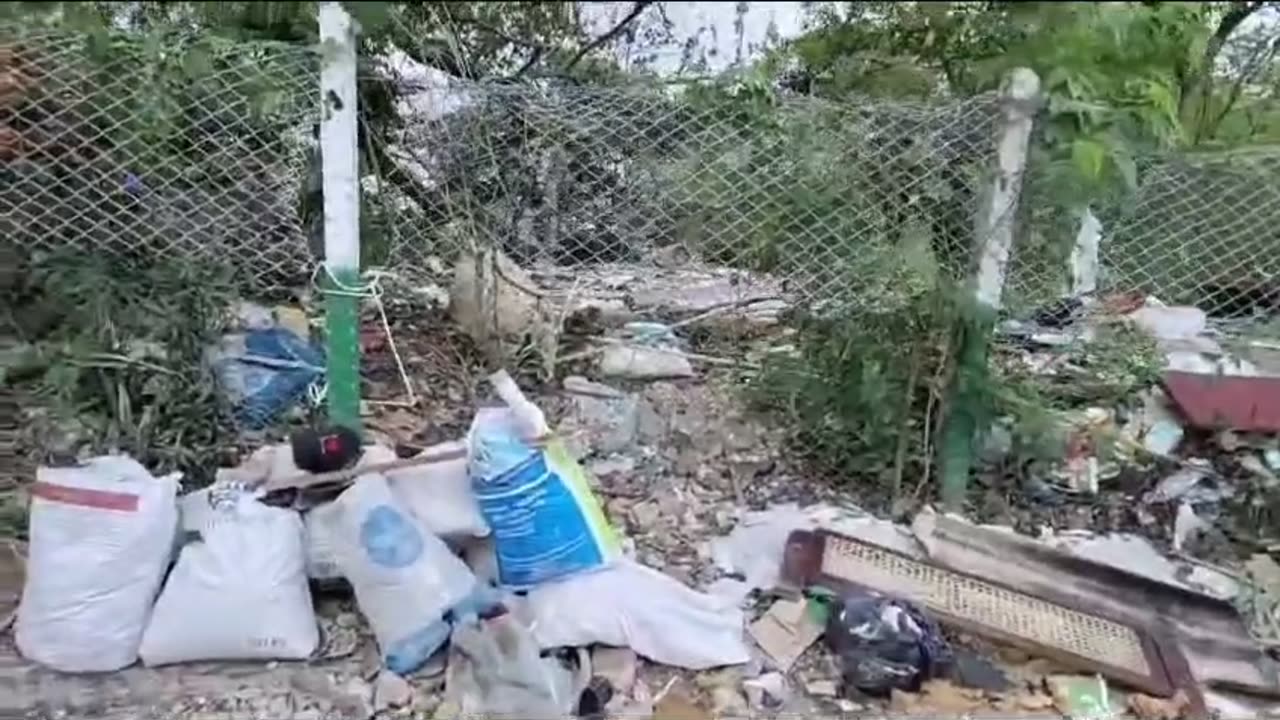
top-left (14, 372), bottom-right (749, 715)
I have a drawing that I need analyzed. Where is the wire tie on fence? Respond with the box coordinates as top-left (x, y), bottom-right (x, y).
top-left (307, 263), bottom-right (419, 409)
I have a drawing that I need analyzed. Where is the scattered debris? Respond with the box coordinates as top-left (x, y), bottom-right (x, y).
top-left (372, 669), bottom-right (413, 712)
top-left (889, 679), bottom-right (996, 715)
top-left (600, 346), bottom-right (696, 380)
top-left (1173, 500), bottom-right (1210, 551)
top-left (9, 267), bottom-right (1280, 720)
top-left (1144, 462), bottom-right (1228, 505)
top-left (1050, 674), bottom-right (1124, 718)
top-left (1129, 689), bottom-right (1192, 720)
top-left (449, 250), bottom-right (543, 347)
top-left (1133, 389), bottom-right (1186, 456)
top-left (652, 688), bottom-right (711, 720)
top-left (951, 646), bottom-right (1011, 691)
top-left (742, 671), bottom-right (790, 709)
top-left (560, 376), bottom-right (650, 457)
top-left (748, 597), bottom-right (823, 673)
top-left (590, 646), bottom-right (638, 699)
top-left (804, 679), bottom-right (839, 697)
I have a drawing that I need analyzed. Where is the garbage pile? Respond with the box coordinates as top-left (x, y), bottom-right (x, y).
top-left (10, 369), bottom-right (758, 718)
top-left (11, 274), bottom-right (1280, 719)
top-left (16, 366), bottom-right (1277, 720)
top-left (993, 293), bottom-right (1280, 542)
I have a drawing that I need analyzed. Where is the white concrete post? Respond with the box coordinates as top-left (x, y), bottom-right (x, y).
top-left (974, 68), bottom-right (1042, 310)
top-left (318, 1), bottom-right (362, 430)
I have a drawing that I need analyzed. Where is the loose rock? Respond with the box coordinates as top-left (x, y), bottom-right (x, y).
top-left (373, 670), bottom-right (413, 712)
top-left (591, 646), bottom-right (638, 698)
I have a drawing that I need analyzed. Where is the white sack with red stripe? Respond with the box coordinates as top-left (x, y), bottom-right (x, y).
top-left (17, 456), bottom-right (180, 672)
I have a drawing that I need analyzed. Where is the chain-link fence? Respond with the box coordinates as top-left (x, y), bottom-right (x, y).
top-left (1098, 153), bottom-right (1280, 318)
top-left (369, 80), bottom-right (1004, 310)
top-left (6, 22), bottom-right (1279, 322)
top-left (2, 26), bottom-right (319, 295)
top-left (1008, 149), bottom-right (1280, 318)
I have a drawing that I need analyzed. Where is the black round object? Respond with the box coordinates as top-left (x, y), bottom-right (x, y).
top-left (290, 425), bottom-right (362, 473)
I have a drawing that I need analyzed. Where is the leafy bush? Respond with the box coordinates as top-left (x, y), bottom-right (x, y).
top-left (4, 251), bottom-right (243, 483)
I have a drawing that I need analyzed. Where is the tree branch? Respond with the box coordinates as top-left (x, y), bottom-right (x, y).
top-left (1179, 1), bottom-right (1263, 126)
top-left (561, 0), bottom-right (654, 73)
top-left (1202, 30), bottom-right (1280, 141)
top-left (513, 47), bottom-right (545, 78)
top-left (459, 17), bottom-right (553, 52)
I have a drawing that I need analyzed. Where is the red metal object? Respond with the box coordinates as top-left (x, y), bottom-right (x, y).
top-left (1162, 371), bottom-right (1280, 432)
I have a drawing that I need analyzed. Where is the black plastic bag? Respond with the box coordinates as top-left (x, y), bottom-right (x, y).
top-left (824, 589), bottom-right (953, 697)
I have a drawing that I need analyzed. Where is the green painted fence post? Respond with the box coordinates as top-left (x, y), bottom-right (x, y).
top-left (318, 2), bottom-right (362, 434)
top-left (938, 68), bottom-right (1041, 512)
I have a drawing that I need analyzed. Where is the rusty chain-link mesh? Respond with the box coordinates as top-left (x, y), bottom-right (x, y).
top-left (2, 27), bottom-right (319, 295)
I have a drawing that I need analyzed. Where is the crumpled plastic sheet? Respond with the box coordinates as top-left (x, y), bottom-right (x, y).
top-left (446, 612), bottom-right (584, 720)
top-left (825, 589), bottom-right (953, 696)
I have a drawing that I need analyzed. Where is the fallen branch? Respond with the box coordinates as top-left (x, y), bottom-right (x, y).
top-left (667, 295), bottom-right (785, 331)
top-left (561, 1), bottom-right (654, 73)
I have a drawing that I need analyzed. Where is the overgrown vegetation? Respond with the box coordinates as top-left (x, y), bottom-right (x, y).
top-left (744, 1), bottom-right (1277, 509)
top-left (3, 251), bottom-right (241, 483)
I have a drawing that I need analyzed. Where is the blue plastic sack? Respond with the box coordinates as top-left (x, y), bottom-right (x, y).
top-left (468, 407), bottom-right (621, 590)
top-left (211, 328), bottom-right (325, 430)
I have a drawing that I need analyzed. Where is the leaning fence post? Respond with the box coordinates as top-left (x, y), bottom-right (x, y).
top-left (938, 68), bottom-right (1041, 512)
top-left (318, 2), bottom-right (362, 434)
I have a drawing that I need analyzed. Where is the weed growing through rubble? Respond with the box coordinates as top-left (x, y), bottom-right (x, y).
top-left (752, 281), bottom-right (1166, 514)
top-left (751, 280), bottom-right (969, 510)
top-left (2, 250), bottom-right (244, 485)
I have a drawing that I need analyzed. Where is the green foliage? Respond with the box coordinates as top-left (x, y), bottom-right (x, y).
top-left (788, 3), bottom-right (1218, 198)
top-left (5, 252), bottom-right (243, 483)
top-left (674, 73), bottom-right (986, 287)
top-left (751, 283), bottom-right (959, 494)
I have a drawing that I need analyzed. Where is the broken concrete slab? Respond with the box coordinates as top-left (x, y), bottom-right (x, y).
top-left (599, 346), bottom-right (695, 380)
top-left (372, 669), bottom-right (413, 712)
top-left (747, 598), bottom-right (823, 673)
top-left (449, 250), bottom-right (543, 344)
top-left (561, 376), bottom-right (642, 457)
